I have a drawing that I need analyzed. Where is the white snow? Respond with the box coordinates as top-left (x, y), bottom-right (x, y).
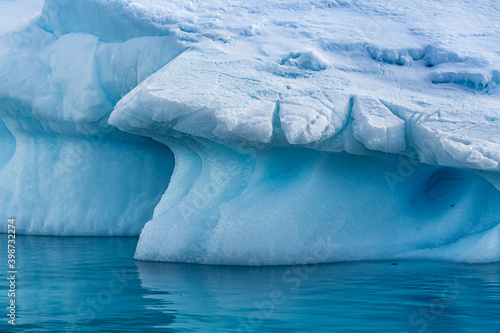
top-left (0, 0), bottom-right (44, 35)
top-left (352, 97), bottom-right (406, 153)
top-left (1, 0), bottom-right (500, 263)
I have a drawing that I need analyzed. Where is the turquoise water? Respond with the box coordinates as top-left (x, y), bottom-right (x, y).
top-left (1, 236), bottom-right (499, 332)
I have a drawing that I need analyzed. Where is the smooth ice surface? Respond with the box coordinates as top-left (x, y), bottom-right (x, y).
top-left (1, 0), bottom-right (499, 263)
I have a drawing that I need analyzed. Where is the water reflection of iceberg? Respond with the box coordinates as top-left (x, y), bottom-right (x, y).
top-left (136, 260), bottom-right (500, 332)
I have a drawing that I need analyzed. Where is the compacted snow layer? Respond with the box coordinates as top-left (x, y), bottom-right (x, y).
top-left (1, 0), bottom-right (499, 263)
top-left (0, 0), bottom-right (44, 35)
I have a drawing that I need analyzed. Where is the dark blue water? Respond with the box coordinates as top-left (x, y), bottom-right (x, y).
top-left (1, 236), bottom-right (499, 332)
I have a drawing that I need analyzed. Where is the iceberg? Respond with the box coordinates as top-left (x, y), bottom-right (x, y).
top-left (1, 0), bottom-right (499, 264)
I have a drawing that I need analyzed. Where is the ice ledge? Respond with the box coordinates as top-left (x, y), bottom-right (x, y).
top-left (111, 44), bottom-right (500, 174)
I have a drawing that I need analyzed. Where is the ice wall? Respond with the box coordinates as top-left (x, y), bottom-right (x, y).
top-left (1, 0), bottom-right (499, 262)
top-left (0, 0), bottom-right (186, 235)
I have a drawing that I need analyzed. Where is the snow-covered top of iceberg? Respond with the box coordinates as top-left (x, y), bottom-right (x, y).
top-left (105, 0), bottom-right (500, 173)
top-left (0, 0), bottom-right (44, 35)
top-left (1, 0), bottom-right (498, 173)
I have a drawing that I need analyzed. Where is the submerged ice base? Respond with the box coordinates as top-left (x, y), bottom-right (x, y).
top-left (1, 0), bottom-right (499, 263)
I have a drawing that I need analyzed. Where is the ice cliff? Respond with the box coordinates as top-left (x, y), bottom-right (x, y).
top-left (1, 0), bottom-right (499, 264)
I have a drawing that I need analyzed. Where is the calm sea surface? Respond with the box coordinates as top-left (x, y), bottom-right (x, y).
top-left (0, 236), bottom-right (499, 332)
